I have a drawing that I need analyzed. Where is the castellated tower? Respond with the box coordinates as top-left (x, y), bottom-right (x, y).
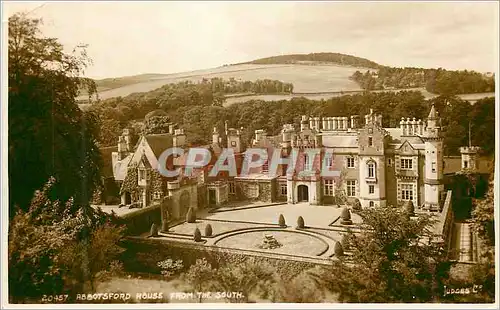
top-left (212, 127), bottom-right (220, 145)
top-left (358, 109), bottom-right (387, 208)
top-left (423, 104), bottom-right (444, 211)
top-left (460, 146), bottom-right (481, 172)
top-left (227, 127), bottom-right (244, 153)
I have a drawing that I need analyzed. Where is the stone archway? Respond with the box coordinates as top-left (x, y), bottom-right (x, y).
top-left (297, 185), bottom-right (309, 202)
top-left (124, 192), bottom-right (131, 205)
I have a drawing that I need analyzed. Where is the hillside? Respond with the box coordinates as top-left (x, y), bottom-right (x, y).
top-left (238, 52), bottom-right (380, 69)
top-left (77, 63), bottom-right (365, 101)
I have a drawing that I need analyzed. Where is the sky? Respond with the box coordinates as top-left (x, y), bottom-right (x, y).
top-left (4, 1), bottom-right (499, 79)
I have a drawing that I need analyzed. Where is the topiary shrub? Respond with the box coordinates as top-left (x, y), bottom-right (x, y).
top-left (205, 224), bottom-right (213, 237)
top-left (278, 214), bottom-right (286, 227)
top-left (194, 227), bottom-right (202, 242)
top-left (351, 198), bottom-right (362, 211)
top-left (186, 207), bottom-right (196, 223)
top-left (340, 207), bottom-right (352, 225)
top-left (334, 241), bottom-right (344, 257)
top-left (296, 216), bottom-right (305, 229)
top-left (150, 223), bottom-right (159, 237)
top-left (405, 200), bottom-right (415, 216)
top-left (161, 220), bottom-right (169, 233)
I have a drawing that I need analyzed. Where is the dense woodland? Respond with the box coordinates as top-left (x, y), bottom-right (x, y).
top-left (351, 67), bottom-right (495, 95)
top-left (238, 52), bottom-right (380, 68)
top-left (93, 80), bottom-right (495, 157)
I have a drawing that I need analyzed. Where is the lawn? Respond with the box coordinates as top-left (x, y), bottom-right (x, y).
top-left (205, 203), bottom-right (359, 228)
top-left (214, 230), bottom-right (328, 256)
top-left (168, 219), bottom-right (273, 236)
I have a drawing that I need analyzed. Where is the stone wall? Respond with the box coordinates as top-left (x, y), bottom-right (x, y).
top-left (120, 237), bottom-right (329, 281)
top-left (169, 184), bottom-right (198, 219)
top-left (238, 180), bottom-right (276, 202)
top-left (120, 204), bottom-right (162, 236)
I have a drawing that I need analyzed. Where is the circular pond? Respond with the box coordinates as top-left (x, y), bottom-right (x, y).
top-left (214, 230), bottom-right (328, 256)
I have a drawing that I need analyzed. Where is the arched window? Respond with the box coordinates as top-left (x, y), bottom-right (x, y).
top-left (369, 201), bottom-right (374, 207)
top-left (367, 161), bottom-right (376, 178)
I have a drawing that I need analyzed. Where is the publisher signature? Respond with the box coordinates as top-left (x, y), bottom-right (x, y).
top-left (443, 284), bottom-right (483, 296)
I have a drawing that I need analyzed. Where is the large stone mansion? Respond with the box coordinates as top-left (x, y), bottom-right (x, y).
top-left (101, 104), bottom-right (485, 220)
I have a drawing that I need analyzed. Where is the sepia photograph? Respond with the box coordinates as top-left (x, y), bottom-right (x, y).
top-left (1, 1), bottom-right (498, 307)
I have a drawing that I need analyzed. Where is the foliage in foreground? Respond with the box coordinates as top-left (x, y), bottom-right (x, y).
top-left (8, 178), bottom-right (125, 302)
top-left (310, 206), bottom-right (453, 302)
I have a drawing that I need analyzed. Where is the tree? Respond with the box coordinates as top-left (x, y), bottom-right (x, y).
top-left (213, 258), bottom-right (276, 303)
top-left (8, 178), bottom-right (125, 302)
top-left (182, 258), bottom-right (216, 303)
top-left (310, 206), bottom-right (452, 302)
top-left (273, 271), bottom-right (325, 303)
top-left (8, 13), bottom-right (101, 214)
top-left (466, 178), bottom-right (495, 302)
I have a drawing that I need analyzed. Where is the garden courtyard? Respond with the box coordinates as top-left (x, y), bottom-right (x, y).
top-left (154, 202), bottom-right (362, 260)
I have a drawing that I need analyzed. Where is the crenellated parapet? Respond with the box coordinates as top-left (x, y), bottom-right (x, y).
top-left (459, 146), bottom-right (482, 154)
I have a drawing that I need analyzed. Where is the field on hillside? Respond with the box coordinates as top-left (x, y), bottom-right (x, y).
top-left (77, 64), bottom-right (364, 101)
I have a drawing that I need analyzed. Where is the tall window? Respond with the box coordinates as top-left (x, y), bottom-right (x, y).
top-left (325, 156), bottom-right (333, 168)
top-left (369, 201), bottom-right (374, 207)
top-left (324, 179), bottom-right (334, 196)
top-left (229, 181), bottom-right (236, 194)
top-left (303, 154), bottom-right (310, 170)
top-left (431, 162), bottom-right (436, 173)
top-left (369, 185), bottom-right (374, 194)
top-left (400, 158), bottom-right (413, 170)
top-left (367, 162), bottom-right (376, 178)
top-left (347, 180), bottom-right (356, 197)
top-left (463, 160), bottom-right (468, 169)
top-left (138, 168), bottom-right (146, 181)
top-left (401, 184), bottom-right (413, 201)
top-left (280, 184), bottom-right (287, 196)
top-left (368, 137), bottom-right (373, 146)
top-left (347, 157), bottom-right (355, 168)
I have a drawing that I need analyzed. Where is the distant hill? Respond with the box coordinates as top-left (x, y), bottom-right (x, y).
top-left (238, 52), bottom-right (381, 69)
top-left (77, 63), bottom-right (365, 101)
